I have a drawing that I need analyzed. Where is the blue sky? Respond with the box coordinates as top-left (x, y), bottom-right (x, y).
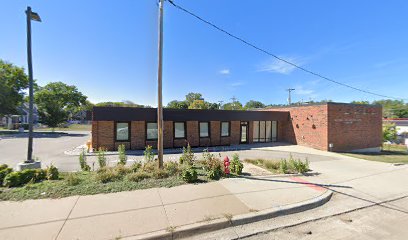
top-left (1, 0), bottom-right (407, 106)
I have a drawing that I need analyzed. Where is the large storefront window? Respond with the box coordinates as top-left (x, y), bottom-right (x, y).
top-left (221, 122), bottom-right (230, 137)
top-left (253, 121), bottom-right (277, 142)
top-left (174, 122), bottom-right (186, 139)
top-left (146, 122), bottom-right (158, 140)
top-left (199, 122), bottom-right (209, 137)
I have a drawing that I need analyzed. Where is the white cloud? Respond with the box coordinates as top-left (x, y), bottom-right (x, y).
top-left (229, 81), bottom-right (244, 87)
top-left (219, 69), bottom-right (230, 75)
top-left (258, 57), bottom-right (303, 75)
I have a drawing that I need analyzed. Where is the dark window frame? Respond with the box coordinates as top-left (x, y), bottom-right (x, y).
top-left (114, 121), bottom-right (131, 142)
top-left (173, 121), bottom-right (187, 139)
top-left (220, 121), bottom-right (230, 137)
top-left (253, 121), bottom-right (278, 143)
top-left (146, 121), bottom-right (158, 141)
top-left (199, 121), bottom-right (210, 138)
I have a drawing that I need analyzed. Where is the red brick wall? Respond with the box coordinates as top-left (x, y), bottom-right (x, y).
top-left (327, 104), bottom-right (382, 151)
top-left (131, 121), bottom-right (145, 149)
top-left (187, 121), bottom-right (199, 147)
top-left (230, 121), bottom-right (241, 145)
top-left (163, 121), bottom-right (173, 148)
top-left (92, 121), bottom-right (115, 150)
top-left (210, 121), bottom-right (220, 146)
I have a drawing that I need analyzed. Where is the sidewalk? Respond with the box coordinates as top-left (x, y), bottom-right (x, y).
top-left (0, 173), bottom-right (332, 240)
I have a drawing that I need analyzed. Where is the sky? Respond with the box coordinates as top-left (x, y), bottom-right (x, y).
top-left (1, 0), bottom-right (408, 106)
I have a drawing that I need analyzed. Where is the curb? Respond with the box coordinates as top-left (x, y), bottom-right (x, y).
top-left (131, 190), bottom-right (333, 240)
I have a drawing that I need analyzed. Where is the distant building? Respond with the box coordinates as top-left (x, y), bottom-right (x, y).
top-left (383, 118), bottom-right (408, 135)
top-left (1, 103), bottom-right (39, 129)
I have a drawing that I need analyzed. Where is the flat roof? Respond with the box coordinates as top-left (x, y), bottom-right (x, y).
top-left (263, 102), bottom-right (382, 109)
top-left (92, 107), bottom-right (289, 122)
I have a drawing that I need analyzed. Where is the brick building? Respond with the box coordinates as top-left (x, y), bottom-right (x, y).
top-left (91, 102), bottom-right (382, 152)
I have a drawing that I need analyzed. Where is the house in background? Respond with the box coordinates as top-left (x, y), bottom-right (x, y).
top-left (91, 102), bottom-right (382, 153)
top-left (383, 118), bottom-right (408, 144)
top-left (1, 103), bottom-right (39, 129)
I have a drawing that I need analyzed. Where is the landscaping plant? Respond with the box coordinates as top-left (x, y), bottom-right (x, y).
top-left (97, 147), bottom-right (107, 168)
top-left (79, 150), bottom-right (91, 171)
top-left (144, 145), bottom-right (155, 162)
top-left (118, 144), bottom-right (127, 165)
top-left (181, 166), bottom-right (198, 183)
top-left (179, 144), bottom-right (195, 165)
top-left (3, 169), bottom-right (46, 187)
top-left (230, 153), bottom-right (244, 175)
top-left (0, 164), bottom-right (13, 186)
top-left (46, 164), bottom-right (59, 180)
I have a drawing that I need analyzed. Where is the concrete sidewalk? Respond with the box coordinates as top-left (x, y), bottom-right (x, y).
top-left (0, 174), bottom-right (331, 240)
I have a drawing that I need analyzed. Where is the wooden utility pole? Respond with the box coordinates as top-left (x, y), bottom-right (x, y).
top-left (286, 88), bottom-right (295, 105)
top-left (157, 0), bottom-right (164, 168)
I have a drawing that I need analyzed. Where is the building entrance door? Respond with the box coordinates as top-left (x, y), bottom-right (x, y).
top-left (240, 122), bottom-right (248, 144)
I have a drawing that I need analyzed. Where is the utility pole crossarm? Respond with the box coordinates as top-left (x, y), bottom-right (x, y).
top-left (286, 88), bottom-right (295, 105)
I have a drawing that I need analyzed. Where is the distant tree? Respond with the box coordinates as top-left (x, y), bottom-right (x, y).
top-left (351, 101), bottom-right (370, 104)
top-left (185, 92), bottom-right (203, 105)
top-left (223, 101), bottom-right (243, 110)
top-left (373, 99), bottom-right (408, 118)
top-left (166, 100), bottom-right (189, 109)
top-left (95, 101), bottom-right (145, 108)
top-left (0, 60), bottom-right (29, 115)
top-left (244, 100), bottom-right (265, 109)
top-left (207, 102), bottom-right (220, 110)
top-left (188, 99), bottom-right (207, 109)
top-left (35, 82), bottom-right (87, 128)
top-left (383, 123), bottom-right (397, 142)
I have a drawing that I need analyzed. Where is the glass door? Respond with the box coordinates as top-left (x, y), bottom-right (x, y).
top-left (240, 122), bottom-right (248, 143)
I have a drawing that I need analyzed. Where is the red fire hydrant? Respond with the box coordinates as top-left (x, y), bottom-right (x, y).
top-left (224, 156), bottom-right (230, 175)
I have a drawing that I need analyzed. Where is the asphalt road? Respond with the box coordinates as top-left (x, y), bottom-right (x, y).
top-left (0, 131), bottom-right (90, 170)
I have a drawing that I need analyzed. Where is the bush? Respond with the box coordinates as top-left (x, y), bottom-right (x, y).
top-left (46, 164), bottom-right (59, 180)
top-left (130, 162), bottom-right (142, 172)
top-left (142, 160), bottom-right (157, 172)
top-left (66, 173), bottom-right (81, 186)
top-left (230, 153), bottom-right (244, 175)
top-left (3, 169), bottom-right (46, 187)
top-left (0, 166), bottom-right (13, 186)
top-left (115, 164), bottom-right (131, 175)
top-left (97, 147), bottom-right (107, 168)
top-left (118, 144), bottom-right (127, 165)
top-left (126, 171), bottom-right (151, 182)
top-left (288, 155), bottom-right (309, 173)
top-left (96, 167), bottom-right (122, 183)
top-left (181, 166), bottom-right (197, 183)
top-left (79, 150), bottom-right (90, 171)
top-left (152, 168), bottom-right (169, 179)
top-left (179, 144), bottom-right (195, 165)
top-left (204, 156), bottom-right (224, 180)
top-left (164, 161), bottom-right (180, 176)
top-left (279, 159), bottom-right (288, 174)
top-left (264, 160), bottom-right (280, 170)
top-left (144, 145), bottom-right (155, 162)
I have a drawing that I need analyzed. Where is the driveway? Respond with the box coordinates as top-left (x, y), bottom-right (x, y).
top-left (0, 131), bottom-right (90, 171)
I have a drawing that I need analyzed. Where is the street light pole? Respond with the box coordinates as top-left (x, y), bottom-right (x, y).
top-left (286, 88), bottom-right (295, 105)
top-left (157, 0), bottom-right (164, 168)
top-left (26, 6), bottom-right (41, 163)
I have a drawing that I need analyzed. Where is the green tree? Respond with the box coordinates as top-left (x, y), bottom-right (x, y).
top-left (95, 100), bottom-right (145, 108)
top-left (35, 82), bottom-right (87, 128)
top-left (0, 60), bottom-right (29, 115)
top-left (373, 99), bottom-right (408, 118)
top-left (383, 123), bottom-right (397, 142)
top-left (185, 92), bottom-right (202, 105)
top-left (244, 100), bottom-right (265, 109)
top-left (223, 101), bottom-right (243, 110)
top-left (166, 100), bottom-right (189, 109)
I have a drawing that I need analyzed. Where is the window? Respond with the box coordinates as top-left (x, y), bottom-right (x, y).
top-left (252, 121), bottom-right (277, 142)
top-left (116, 122), bottom-right (129, 141)
top-left (221, 121), bottom-right (230, 137)
top-left (199, 122), bottom-right (209, 138)
top-left (146, 122), bottom-right (158, 140)
top-left (174, 122), bottom-right (186, 139)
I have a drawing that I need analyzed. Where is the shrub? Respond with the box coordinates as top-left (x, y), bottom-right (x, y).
top-left (114, 164), bottom-right (131, 175)
top-left (0, 167), bottom-right (13, 186)
top-left (204, 155), bottom-right (224, 180)
top-left (126, 171), bottom-right (151, 182)
top-left (130, 162), bottom-right (142, 172)
top-left (152, 168), bottom-right (169, 179)
top-left (46, 164), bottom-right (59, 180)
top-left (202, 148), bottom-right (215, 162)
top-left (97, 147), bottom-right (107, 168)
top-left (0, 164), bottom-right (8, 171)
top-left (142, 160), bottom-right (157, 172)
top-left (96, 167), bottom-right (122, 183)
top-left (164, 161), bottom-right (180, 176)
top-left (181, 167), bottom-right (197, 183)
top-left (179, 144), bottom-right (195, 165)
top-left (279, 159), bottom-right (288, 174)
top-left (118, 144), bottom-right (127, 165)
top-left (263, 160), bottom-right (280, 170)
top-left (230, 153), bottom-right (244, 175)
top-left (66, 173), bottom-right (81, 186)
top-left (79, 150), bottom-right (90, 171)
top-left (3, 169), bottom-right (46, 187)
top-left (144, 145), bottom-right (155, 162)
top-left (288, 155), bottom-right (309, 173)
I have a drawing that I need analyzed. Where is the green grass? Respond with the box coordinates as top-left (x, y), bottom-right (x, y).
top-left (244, 156), bottom-right (310, 174)
top-left (342, 144), bottom-right (408, 164)
top-left (0, 171), bottom-right (186, 201)
top-left (38, 124), bottom-right (91, 132)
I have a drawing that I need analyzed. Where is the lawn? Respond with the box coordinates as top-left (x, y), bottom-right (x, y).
top-left (342, 144), bottom-right (408, 164)
top-left (38, 124), bottom-right (91, 132)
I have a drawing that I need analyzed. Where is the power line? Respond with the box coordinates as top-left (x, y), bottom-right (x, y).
top-left (167, 0), bottom-right (408, 101)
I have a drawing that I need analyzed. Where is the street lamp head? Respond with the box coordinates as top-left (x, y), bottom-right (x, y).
top-left (26, 7), bottom-right (42, 22)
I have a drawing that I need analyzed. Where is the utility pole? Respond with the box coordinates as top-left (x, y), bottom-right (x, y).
top-left (231, 96), bottom-right (237, 110)
top-left (26, 7), bottom-right (41, 163)
top-left (157, 0), bottom-right (164, 168)
top-left (218, 100), bottom-right (224, 110)
top-left (286, 88), bottom-right (295, 105)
